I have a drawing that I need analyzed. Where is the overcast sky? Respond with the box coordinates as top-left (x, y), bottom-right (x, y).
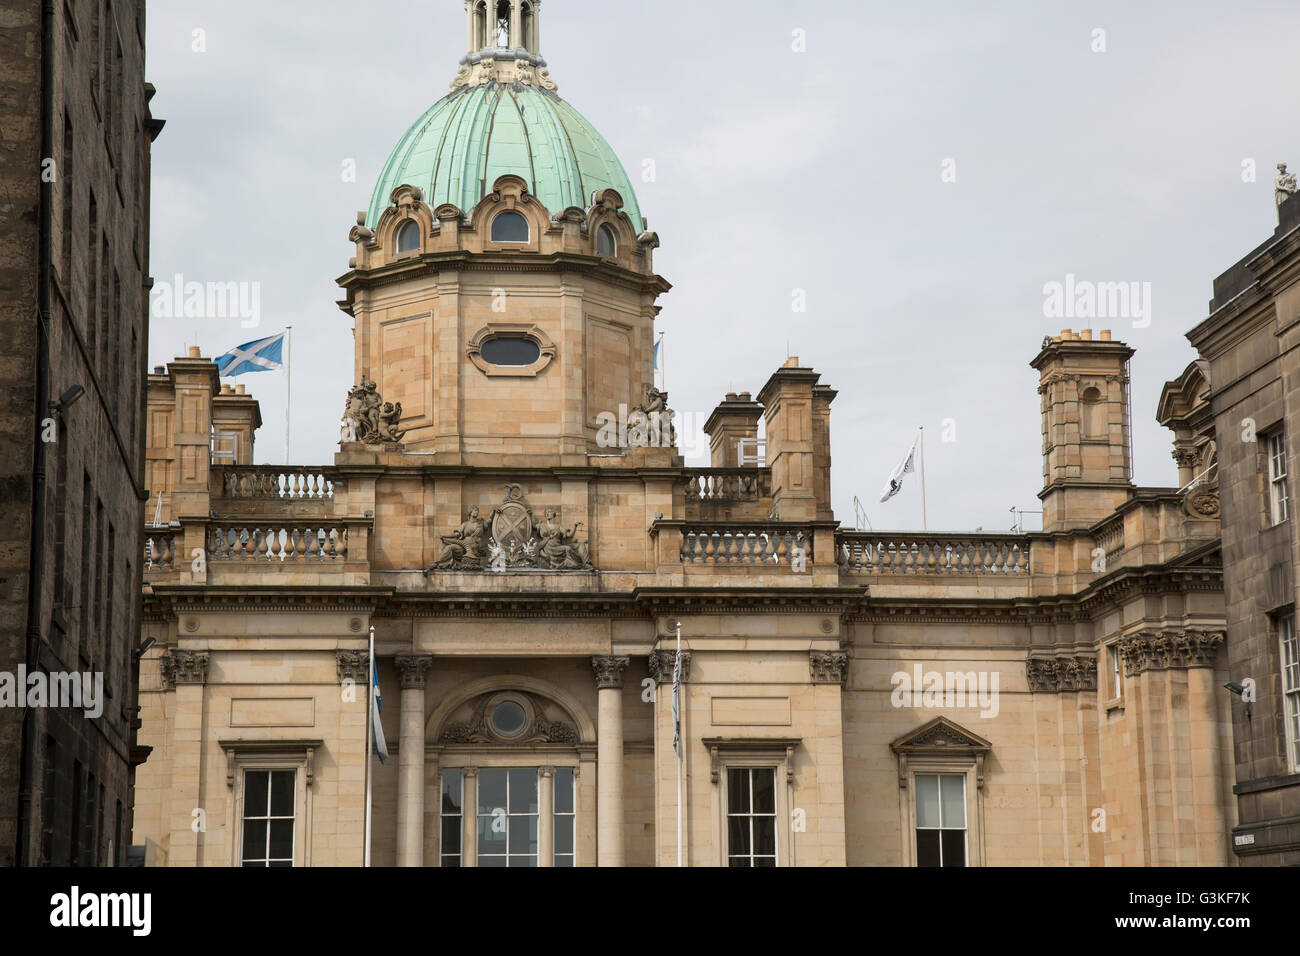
top-left (144, 0), bottom-right (1300, 533)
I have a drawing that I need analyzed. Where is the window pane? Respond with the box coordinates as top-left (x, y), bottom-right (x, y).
top-left (508, 854), bottom-right (537, 867)
top-left (509, 769), bottom-right (538, 813)
top-left (479, 855), bottom-right (506, 867)
top-left (727, 769), bottom-right (749, 813)
top-left (441, 855), bottom-right (461, 868)
top-left (242, 819), bottom-right (266, 862)
top-left (478, 769), bottom-right (507, 814)
top-left (554, 815), bottom-right (574, 855)
top-left (441, 770), bottom-right (462, 814)
top-left (270, 771), bottom-right (295, 817)
top-left (753, 816), bottom-right (776, 856)
top-left (728, 855), bottom-right (750, 868)
top-left (941, 829), bottom-right (967, 867)
top-left (554, 855), bottom-right (574, 868)
top-left (916, 828), bottom-right (941, 867)
top-left (480, 337), bottom-right (542, 367)
top-left (268, 820), bottom-right (294, 860)
top-left (441, 815), bottom-right (461, 855)
top-left (940, 774), bottom-right (966, 828)
top-left (555, 768), bottom-right (574, 813)
top-left (245, 771), bottom-right (268, 816)
top-left (754, 856), bottom-right (777, 868)
top-left (727, 815), bottom-right (750, 856)
top-left (915, 774), bottom-right (940, 828)
top-left (508, 814), bottom-right (538, 854)
top-left (752, 768), bottom-right (775, 814)
top-left (478, 814), bottom-right (506, 854)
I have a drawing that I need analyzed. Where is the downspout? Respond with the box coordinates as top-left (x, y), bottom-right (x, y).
top-left (17, 0), bottom-right (56, 867)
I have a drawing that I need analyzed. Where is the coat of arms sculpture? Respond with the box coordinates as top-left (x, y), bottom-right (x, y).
top-left (426, 484), bottom-right (593, 573)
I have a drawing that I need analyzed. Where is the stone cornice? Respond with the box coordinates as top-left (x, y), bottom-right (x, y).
top-left (1119, 628), bottom-right (1225, 676)
top-left (633, 586), bottom-right (869, 615)
top-left (1025, 654), bottom-right (1098, 693)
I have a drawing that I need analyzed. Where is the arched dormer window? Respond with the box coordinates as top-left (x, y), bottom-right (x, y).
top-left (596, 224), bottom-right (617, 257)
top-left (396, 220), bottom-right (420, 254)
top-left (491, 210), bottom-right (530, 243)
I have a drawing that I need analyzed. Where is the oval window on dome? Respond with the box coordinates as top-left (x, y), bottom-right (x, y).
top-left (596, 224), bottom-right (617, 257)
top-left (491, 211), bottom-right (530, 243)
top-left (480, 335), bottom-right (542, 367)
top-left (396, 219), bottom-right (420, 253)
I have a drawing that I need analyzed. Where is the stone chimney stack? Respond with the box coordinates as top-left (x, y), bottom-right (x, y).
top-left (1030, 329), bottom-right (1135, 531)
top-left (758, 357), bottom-right (834, 522)
top-left (703, 391), bottom-right (763, 468)
top-left (213, 382), bottom-right (263, 465)
top-left (145, 349), bottom-right (220, 524)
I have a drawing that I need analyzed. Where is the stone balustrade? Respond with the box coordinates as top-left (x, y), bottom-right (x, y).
top-left (682, 468), bottom-right (770, 503)
top-left (214, 466), bottom-right (336, 500)
top-left (680, 523), bottom-right (811, 566)
top-left (836, 532), bottom-right (1030, 575)
top-left (143, 529), bottom-right (177, 570)
top-left (208, 524), bottom-right (350, 562)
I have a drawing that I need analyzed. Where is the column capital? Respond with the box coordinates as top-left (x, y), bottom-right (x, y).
top-left (395, 654), bottom-right (434, 689)
top-left (590, 655), bottom-right (631, 690)
top-left (463, 766), bottom-right (479, 779)
top-left (538, 765), bottom-right (556, 778)
top-left (648, 649), bottom-right (691, 684)
top-left (809, 650), bottom-right (849, 686)
top-left (162, 649), bottom-right (210, 687)
top-left (1119, 628), bottom-right (1225, 676)
top-left (336, 650), bottom-right (368, 684)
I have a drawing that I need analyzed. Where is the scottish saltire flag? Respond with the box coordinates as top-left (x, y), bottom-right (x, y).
top-left (371, 660), bottom-right (388, 763)
top-left (671, 648), bottom-right (682, 760)
top-left (653, 337), bottom-right (662, 373)
top-left (879, 434), bottom-right (919, 503)
top-left (214, 332), bottom-right (285, 377)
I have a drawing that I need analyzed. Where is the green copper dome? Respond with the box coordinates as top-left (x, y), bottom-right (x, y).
top-left (367, 84), bottom-right (644, 233)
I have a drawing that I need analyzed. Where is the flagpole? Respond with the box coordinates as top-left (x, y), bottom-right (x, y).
top-left (675, 621), bottom-right (683, 868)
top-left (364, 625), bottom-right (373, 867)
top-left (918, 426), bottom-right (927, 532)
top-left (284, 326), bottom-right (292, 466)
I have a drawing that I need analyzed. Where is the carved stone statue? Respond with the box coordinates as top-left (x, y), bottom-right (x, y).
top-left (1276, 163), bottom-right (1297, 209)
top-left (430, 505), bottom-right (497, 570)
top-left (536, 507), bottom-right (592, 570)
top-left (341, 381), bottom-right (404, 444)
top-left (631, 384), bottom-right (677, 447)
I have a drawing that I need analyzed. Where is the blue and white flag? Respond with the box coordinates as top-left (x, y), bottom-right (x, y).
top-left (371, 659), bottom-right (388, 763)
top-left (214, 332), bottom-right (285, 378)
top-left (653, 337), bottom-right (662, 372)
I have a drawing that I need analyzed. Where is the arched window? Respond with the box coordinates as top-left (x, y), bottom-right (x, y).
top-left (596, 224), bottom-right (617, 257)
top-left (396, 220), bottom-right (420, 254)
top-left (491, 211), bottom-right (530, 243)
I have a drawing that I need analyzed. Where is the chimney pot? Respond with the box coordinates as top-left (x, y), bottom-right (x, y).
top-left (235, 385), bottom-right (246, 395)
top-left (187, 346), bottom-right (201, 358)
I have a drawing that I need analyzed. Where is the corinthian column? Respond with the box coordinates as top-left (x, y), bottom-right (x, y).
top-left (395, 655), bottom-right (433, 867)
top-left (591, 655), bottom-right (629, 867)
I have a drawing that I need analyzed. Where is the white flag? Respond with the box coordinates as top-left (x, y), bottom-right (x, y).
top-left (879, 434), bottom-right (918, 503)
top-left (671, 649), bottom-right (682, 760)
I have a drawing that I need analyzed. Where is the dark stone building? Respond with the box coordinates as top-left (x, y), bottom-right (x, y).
top-left (0, 0), bottom-right (160, 866)
top-left (1188, 188), bottom-right (1300, 865)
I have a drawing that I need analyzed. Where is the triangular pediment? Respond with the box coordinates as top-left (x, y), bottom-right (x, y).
top-left (890, 716), bottom-right (991, 756)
